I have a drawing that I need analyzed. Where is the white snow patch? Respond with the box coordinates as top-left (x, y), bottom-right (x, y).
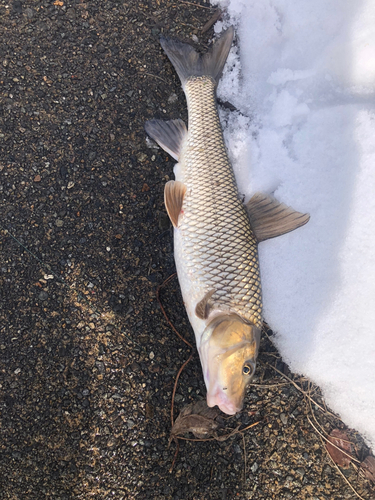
top-left (212, 0), bottom-right (375, 449)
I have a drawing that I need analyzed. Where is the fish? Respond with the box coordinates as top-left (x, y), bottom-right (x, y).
top-left (145, 27), bottom-right (309, 415)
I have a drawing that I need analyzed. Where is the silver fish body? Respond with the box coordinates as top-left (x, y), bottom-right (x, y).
top-left (174, 75), bottom-right (262, 331)
top-left (145, 27), bottom-right (309, 415)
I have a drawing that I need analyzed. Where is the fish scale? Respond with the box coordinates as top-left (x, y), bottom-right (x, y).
top-left (176, 75), bottom-right (263, 329)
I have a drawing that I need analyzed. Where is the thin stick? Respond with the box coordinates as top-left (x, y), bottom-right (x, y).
top-left (326, 454), bottom-right (366, 500)
top-left (307, 418), bottom-right (365, 499)
top-left (262, 329), bottom-right (274, 343)
top-left (169, 439), bottom-right (180, 473)
top-left (170, 351), bottom-right (193, 426)
top-left (262, 352), bottom-right (281, 359)
top-left (156, 274), bottom-right (194, 426)
top-left (302, 366), bottom-right (365, 497)
top-left (307, 416), bottom-right (360, 465)
top-left (249, 382), bottom-right (290, 389)
top-left (174, 436), bottom-right (216, 442)
top-left (178, 0), bottom-right (212, 9)
top-left (174, 422), bottom-right (260, 442)
top-left (156, 274), bottom-right (194, 349)
top-left (239, 421), bottom-right (261, 433)
top-left (266, 363), bottom-right (338, 419)
top-left (143, 72), bottom-right (168, 84)
top-left (307, 390), bottom-right (358, 462)
top-left (201, 9), bottom-right (222, 33)
top-left (242, 433), bottom-right (247, 484)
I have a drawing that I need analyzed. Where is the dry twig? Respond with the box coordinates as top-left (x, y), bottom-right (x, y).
top-left (156, 274), bottom-right (194, 426)
top-left (266, 363), bottom-right (338, 419)
top-left (307, 417), bottom-right (365, 500)
top-left (201, 9), bottom-right (222, 33)
top-left (156, 273), bottom-right (193, 350)
top-left (178, 0), bottom-right (212, 9)
top-left (170, 352), bottom-right (194, 426)
top-left (307, 417), bottom-right (359, 466)
top-left (266, 360), bottom-right (369, 496)
top-left (143, 72), bottom-right (168, 84)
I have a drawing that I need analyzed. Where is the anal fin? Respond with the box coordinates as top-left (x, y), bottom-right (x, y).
top-left (144, 119), bottom-right (187, 161)
top-left (164, 180), bottom-right (187, 228)
top-left (246, 193), bottom-right (310, 242)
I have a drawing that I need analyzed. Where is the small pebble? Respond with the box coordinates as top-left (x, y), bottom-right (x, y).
top-left (251, 462), bottom-right (258, 473)
top-left (280, 413), bottom-right (288, 425)
top-left (296, 467), bottom-right (305, 478)
top-left (168, 93), bottom-right (178, 103)
top-left (38, 291), bottom-right (49, 301)
top-left (137, 152), bottom-right (147, 162)
top-left (24, 7), bottom-right (34, 19)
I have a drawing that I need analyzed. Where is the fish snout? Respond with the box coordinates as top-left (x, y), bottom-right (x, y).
top-left (206, 390), bottom-right (243, 415)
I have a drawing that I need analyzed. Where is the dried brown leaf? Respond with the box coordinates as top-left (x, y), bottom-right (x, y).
top-left (170, 400), bottom-right (222, 440)
top-left (325, 429), bottom-right (353, 468)
top-left (360, 455), bottom-right (375, 482)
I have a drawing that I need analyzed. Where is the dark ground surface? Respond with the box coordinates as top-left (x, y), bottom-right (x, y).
top-left (0, 1), bottom-right (374, 499)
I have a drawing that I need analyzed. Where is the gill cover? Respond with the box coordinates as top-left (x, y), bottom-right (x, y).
top-left (199, 314), bottom-right (261, 415)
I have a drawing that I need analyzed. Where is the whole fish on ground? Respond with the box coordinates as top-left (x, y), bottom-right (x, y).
top-left (145, 27), bottom-right (309, 415)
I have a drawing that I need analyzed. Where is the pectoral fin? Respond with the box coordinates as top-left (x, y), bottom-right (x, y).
top-left (164, 180), bottom-right (187, 228)
top-left (144, 119), bottom-right (187, 161)
top-left (246, 193), bottom-right (310, 242)
top-left (195, 290), bottom-right (215, 320)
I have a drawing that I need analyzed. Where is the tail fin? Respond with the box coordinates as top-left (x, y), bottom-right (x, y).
top-left (160, 26), bottom-right (234, 88)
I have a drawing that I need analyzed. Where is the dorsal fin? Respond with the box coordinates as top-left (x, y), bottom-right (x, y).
top-left (145, 119), bottom-right (187, 161)
top-left (164, 180), bottom-right (187, 228)
top-left (246, 193), bottom-right (310, 242)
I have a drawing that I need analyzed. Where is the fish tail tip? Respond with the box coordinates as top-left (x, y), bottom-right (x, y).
top-left (159, 26), bottom-right (235, 87)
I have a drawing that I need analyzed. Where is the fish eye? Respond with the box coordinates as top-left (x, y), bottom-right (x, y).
top-left (242, 364), bottom-right (252, 376)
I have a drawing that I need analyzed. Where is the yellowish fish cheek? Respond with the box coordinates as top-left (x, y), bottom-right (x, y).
top-left (218, 353), bottom-right (245, 399)
top-left (221, 345), bottom-right (258, 400)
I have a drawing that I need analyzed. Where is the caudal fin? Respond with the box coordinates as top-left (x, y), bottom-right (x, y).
top-left (160, 26), bottom-right (234, 88)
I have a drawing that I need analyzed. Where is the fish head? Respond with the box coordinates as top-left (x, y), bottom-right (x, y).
top-left (199, 314), bottom-right (261, 415)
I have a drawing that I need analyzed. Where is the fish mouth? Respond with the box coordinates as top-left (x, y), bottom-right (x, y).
top-left (206, 389), bottom-right (243, 415)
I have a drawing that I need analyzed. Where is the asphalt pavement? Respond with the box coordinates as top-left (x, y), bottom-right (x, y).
top-left (0, 1), bottom-right (373, 499)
